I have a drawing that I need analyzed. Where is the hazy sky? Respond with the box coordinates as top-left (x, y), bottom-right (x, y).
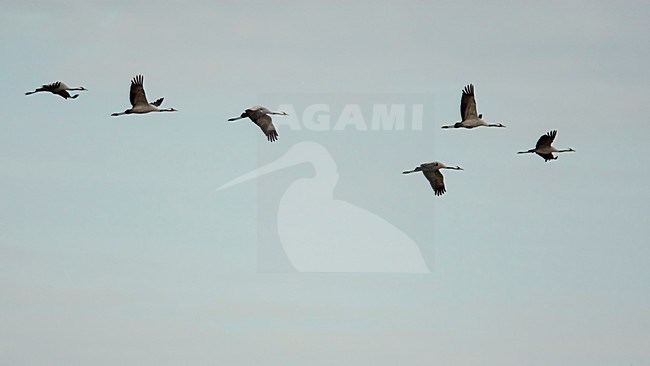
top-left (2, 1), bottom-right (649, 365)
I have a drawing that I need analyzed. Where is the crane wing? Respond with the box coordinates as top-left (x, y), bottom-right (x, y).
top-left (419, 162), bottom-right (439, 170)
top-left (250, 105), bottom-right (271, 114)
top-left (151, 97), bottom-right (164, 107)
top-left (42, 81), bottom-right (61, 91)
top-left (460, 84), bottom-right (478, 120)
top-left (535, 130), bottom-right (557, 149)
top-left (57, 90), bottom-right (73, 99)
top-left (536, 152), bottom-right (557, 162)
top-left (129, 75), bottom-right (148, 107)
top-left (423, 170), bottom-right (445, 196)
top-left (255, 114), bottom-right (279, 142)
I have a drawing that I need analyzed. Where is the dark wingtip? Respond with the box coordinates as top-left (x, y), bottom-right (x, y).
top-left (462, 83), bottom-right (474, 96)
top-left (132, 74), bottom-right (144, 85)
top-left (151, 97), bottom-right (164, 107)
top-left (267, 131), bottom-right (279, 142)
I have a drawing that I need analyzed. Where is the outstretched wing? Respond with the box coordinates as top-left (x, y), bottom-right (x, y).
top-left (56, 90), bottom-right (73, 99)
top-left (42, 81), bottom-right (62, 91)
top-left (251, 105), bottom-right (271, 114)
top-left (151, 97), bottom-right (164, 107)
top-left (419, 161), bottom-right (439, 170)
top-left (460, 84), bottom-right (478, 120)
top-left (536, 152), bottom-right (557, 162)
top-left (255, 114), bottom-right (278, 142)
top-left (535, 130), bottom-right (557, 149)
top-left (423, 170), bottom-right (446, 196)
top-left (129, 75), bottom-right (148, 107)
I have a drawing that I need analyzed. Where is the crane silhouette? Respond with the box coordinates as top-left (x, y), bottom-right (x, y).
top-left (403, 161), bottom-right (463, 196)
top-left (25, 81), bottom-right (87, 99)
top-left (518, 130), bottom-right (575, 161)
top-left (111, 75), bottom-right (177, 116)
top-left (228, 106), bottom-right (287, 142)
top-left (442, 84), bottom-right (505, 129)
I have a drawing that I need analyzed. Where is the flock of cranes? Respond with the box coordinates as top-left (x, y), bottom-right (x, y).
top-left (25, 77), bottom-right (575, 196)
top-left (407, 84), bottom-right (575, 195)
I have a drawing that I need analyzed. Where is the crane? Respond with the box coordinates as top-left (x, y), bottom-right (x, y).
top-left (25, 81), bottom-right (87, 99)
top-left (442, 84), bottom-right (505, 129)
top-left (228, 106), bottom-right (287, 142)
top-left (111, 75), bottom-right (177, 116)
top-left (518, 130), bottom-right (575, 161)
top-left (403, 161), bottom-right (463, 196)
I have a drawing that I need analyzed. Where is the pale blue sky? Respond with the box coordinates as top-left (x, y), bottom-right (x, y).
top-left (1, 1), bottom-right (649, 365)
